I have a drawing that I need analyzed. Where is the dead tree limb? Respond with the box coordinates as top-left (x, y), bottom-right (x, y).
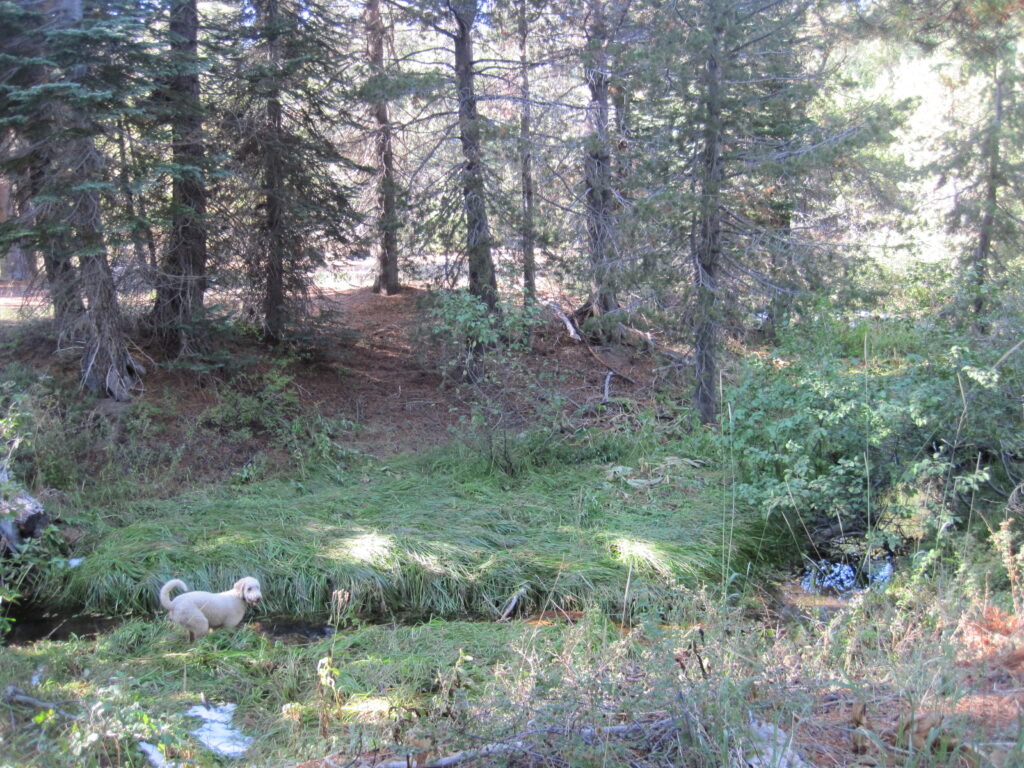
top-left (547, 302), bottom-right (582, 341)
top-left (498, 587), bottom-right (527, 622)
top-left (581, 337), bottom-right (636, 386)
top-left (4, 686), bottom-right (80, 721)
top-left (298, 715), bottom-right (682, 768)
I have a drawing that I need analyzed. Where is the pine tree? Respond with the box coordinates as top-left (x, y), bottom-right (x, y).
top-left (628, 0), bottom-right (903, 422)
top-left (149, 0), bottom-right (210, 353)
top-left (209, 0), bottom-right (358, 343)
top-left (365, 0), bottom-right (402, 295)
top-left (0, 0), bottom-right (149, 399)
top-left (450, 0), bottom-right (499, 312)
top-left (932, 4), bottom-right (1023, 330)
top-left (580, 0), bottom-right (627, 320)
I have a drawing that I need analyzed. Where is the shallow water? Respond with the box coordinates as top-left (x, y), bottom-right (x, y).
top-left (4, 614), bottom-right (121, 645)
top-left (3, 610), bottom-right (337, 646)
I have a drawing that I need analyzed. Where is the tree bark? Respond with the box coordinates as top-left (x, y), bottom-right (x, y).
top-left (366, 0), bottom-right (401, 296)
top-left (0, 179), bottom-right (34, 281)
top-left (28, 145), bottom-right (85, 333)
top-left (151, 0), bottom-right (209, 353)
top-left (969, 64), bottom-right (1002, 332)
top-left (518, 0), bottom-right (536, 303)
top-left (367, 0), bottom-right (400, 295)
top-left (451, 0), bottom-right (498, 313)
top-left (262, 0), bottom-right (286, 343)
top-left (692, 2), bottom-right (724, 426)
top-left (583, 1), bottom-right (618, 317)
top-left (53, 0), bottom-right (139, 399)
top-left (68, 128), bottom-right (137, 400)
top-left (40, 234), bottom-right (84, 334)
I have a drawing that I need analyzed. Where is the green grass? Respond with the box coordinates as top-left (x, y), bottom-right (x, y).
top-left (33, 441), bottom-right (769, 623)
top-left (4, 570), bottom-right (1019, 768)
top-left (0, 615), bottom-right (571, 767)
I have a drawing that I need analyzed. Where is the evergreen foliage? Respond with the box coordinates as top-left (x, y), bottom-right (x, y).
top-left (205, 0), bottom-right (359, 342)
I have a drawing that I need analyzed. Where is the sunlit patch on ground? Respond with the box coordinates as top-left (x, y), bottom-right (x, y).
top-left (339, 532), bottom-right (394, 564)
top-left (340, 695), bottom-right (391, 722)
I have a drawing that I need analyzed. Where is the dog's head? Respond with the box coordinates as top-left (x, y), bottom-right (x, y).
top-left (234, 577), bottom-right (262, 605)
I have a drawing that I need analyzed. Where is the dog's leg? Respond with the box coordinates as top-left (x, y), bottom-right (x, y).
top-left (185, 612), bottom-right (210, 642)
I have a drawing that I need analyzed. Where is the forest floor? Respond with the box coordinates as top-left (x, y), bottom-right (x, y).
top-left (303, 281), bottom-right (657, 457)
top-left (1, 275), bottom-right (1023, 767)
top-left (1, 271), bottom-right (659, 465)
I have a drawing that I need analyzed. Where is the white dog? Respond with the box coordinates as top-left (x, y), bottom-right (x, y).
top-left (159, 577), bottom-right (262, 642)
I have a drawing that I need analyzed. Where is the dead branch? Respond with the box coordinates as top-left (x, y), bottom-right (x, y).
top-left (497, 587), bottom-right (527, 621)
top-left (3, 686), bottom-right (80, 721)
top-left (299, 715), bottom-right (683, 768)
top-left (405, 741), bottom-right (528, 768)
top-left (546, 301), bottom-right (638, 385)
top-left (583, 343), bottom-right (637, 386)
top-left (614, 323), bottom-right (653, 351)
top-left (547, 302), bottom-right (582, 342)
top-left (578, 716), bottom-right (677, 744)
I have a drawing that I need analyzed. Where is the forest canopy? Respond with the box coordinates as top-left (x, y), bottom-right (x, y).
top-left (0, 0), bottom-right (1021, 418)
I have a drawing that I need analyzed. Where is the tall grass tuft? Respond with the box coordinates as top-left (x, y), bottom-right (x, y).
top-left (32, 432), bottom-right (770, 622)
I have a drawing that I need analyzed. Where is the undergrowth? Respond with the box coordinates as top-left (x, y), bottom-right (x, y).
top-left (2, 294), bottom-right (1023, 766)
top-left (0, 346), bottom-right (356, 504)
top-left (3, 561), bottom-right (1022, 768)
top-left (723, 314), bottom-right (1023, 566)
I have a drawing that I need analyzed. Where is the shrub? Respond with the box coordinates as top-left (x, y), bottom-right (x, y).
top-left (422, 290), bottom-right (539, 384)
top-left (723, 316), bottom-right (1024, 559)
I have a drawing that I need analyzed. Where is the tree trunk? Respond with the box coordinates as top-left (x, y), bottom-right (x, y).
top-left (262, 0), bottom-right (286, 343)
top-left (41, 235), bottom-right (84, 334)
top-left (518, 0), bottom-right (536, 303)
top-left (692, 3), bottom-right (724, 426)
top-left (28, 152), bottom-right (86, 333)
top-left (152, 0), bottom-right (209, 353)
top-left (0, 179), bottom-right (34, 281)
top-left (114, 122), bottom-right (154, 274)
top-left (451, 0), bottom-right (498, 313)
top-left (67, 119), bottom-right (138, 400)
top-left (583, 2), bottom-right (618, 317)
top-left (969, 65), bottom-right (1002, 332)
top-left (611, 83), bottom-right (631, 184)
top-left (48, 0), bottom-right (138, 399)
top-left (366, 0), bottom-right (400, 295)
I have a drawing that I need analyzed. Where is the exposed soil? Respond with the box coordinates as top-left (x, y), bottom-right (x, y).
top-left (1, 277), bottom-right (661, 481)
top-left (313, 285), bottom-right (658, 456)
top-left (275, 286), bottom-right (462, 457)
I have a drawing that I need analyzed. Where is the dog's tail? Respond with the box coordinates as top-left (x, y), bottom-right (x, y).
top-left (159, 579), bottom-right (188, 610)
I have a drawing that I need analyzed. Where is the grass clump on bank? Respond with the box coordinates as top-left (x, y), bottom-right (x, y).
top-left (29, 427), bottom-right (773, 623)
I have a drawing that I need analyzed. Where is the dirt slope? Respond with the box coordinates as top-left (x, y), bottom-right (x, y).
top-left (304, 286), bottom-right (657, 457)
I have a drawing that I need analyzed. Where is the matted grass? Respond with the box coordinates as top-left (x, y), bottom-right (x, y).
top-left (33, 440), bottom-right (768, 623)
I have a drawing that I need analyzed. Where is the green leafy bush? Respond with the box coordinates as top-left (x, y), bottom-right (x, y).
top-left (422, 290), bottom-right (539, 383)
top-left (723, 316), bottom-right (1024, 556)
top-left (202, 365), bottom-right (302, 440)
